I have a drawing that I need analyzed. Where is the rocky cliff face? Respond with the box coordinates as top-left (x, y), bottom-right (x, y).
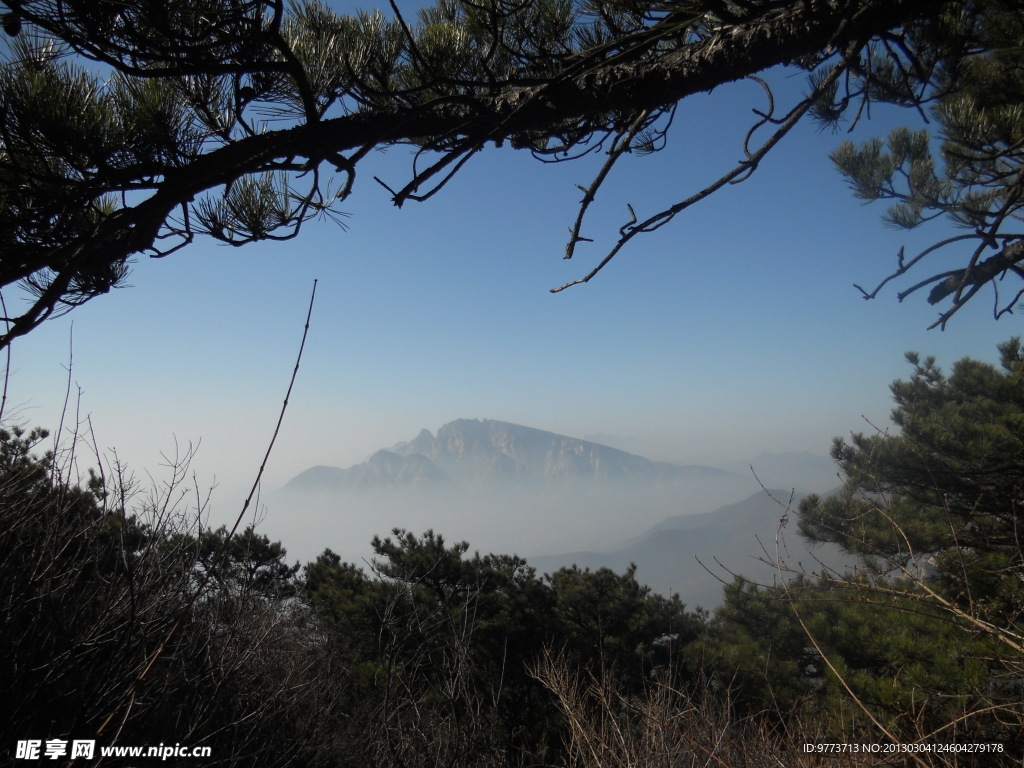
top-left (392, 419), bottom-right (728, 484)
top-left (283, 418), bottom-right (731, 492)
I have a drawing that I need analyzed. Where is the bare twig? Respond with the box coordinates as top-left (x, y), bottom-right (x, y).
top-left (92, 279), bottom-right (318, 745)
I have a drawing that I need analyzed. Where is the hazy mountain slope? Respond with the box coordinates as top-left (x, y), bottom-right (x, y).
top-left (280, 449), bottom-right (451, 491)
top-left (528, 491), bottom-right (850, 610)
top-left (267, 420), bottom-right (834, 581)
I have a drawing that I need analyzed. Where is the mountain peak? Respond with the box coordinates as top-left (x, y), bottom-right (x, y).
top-left (284, 418), bottom-right (733, 492)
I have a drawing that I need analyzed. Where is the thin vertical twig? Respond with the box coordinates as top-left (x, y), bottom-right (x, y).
top-left (90, 279), bottom-right (318, 751)
top-left (0, 291), bottom-right (9, 423)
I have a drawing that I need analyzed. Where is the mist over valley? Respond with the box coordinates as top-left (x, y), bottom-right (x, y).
top-left (266, 419), bottom-right (841, 606)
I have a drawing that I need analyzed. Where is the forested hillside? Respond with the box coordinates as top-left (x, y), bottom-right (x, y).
top-left (4, 340), bottom-right (1023, 765)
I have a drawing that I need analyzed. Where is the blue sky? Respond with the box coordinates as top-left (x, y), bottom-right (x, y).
top-left (5, 50), bottom-right (1018, 541)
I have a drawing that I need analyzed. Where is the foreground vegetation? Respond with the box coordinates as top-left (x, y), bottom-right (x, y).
top-left (4, 341), bottom-right (1023, 766)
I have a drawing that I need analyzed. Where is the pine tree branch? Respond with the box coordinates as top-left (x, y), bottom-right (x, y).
top-left (0, 0), bottom-right (947, 348)
top-left (927, 240), bottom-right (1024, 304)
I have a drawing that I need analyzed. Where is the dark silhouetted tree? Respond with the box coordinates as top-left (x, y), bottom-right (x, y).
top-left (1, 0), bottom-right (1016, 346)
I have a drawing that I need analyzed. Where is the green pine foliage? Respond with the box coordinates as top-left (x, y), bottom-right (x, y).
top-left (828, 0), bottom-right (1024, 325)
top-left (301, 528), bottom-right (704, 765)
top-left (662, 340), bottom-right (1023, 758)
top-left (685, 577), bottom-right (814, 711)
top-left (787, 339), bottom-right (1024, 750)
top-left (799, 338), bottom-right (1024, 623)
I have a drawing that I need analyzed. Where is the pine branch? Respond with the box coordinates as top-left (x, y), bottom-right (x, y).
top-left (927, 240), bottom-right (1024, 305)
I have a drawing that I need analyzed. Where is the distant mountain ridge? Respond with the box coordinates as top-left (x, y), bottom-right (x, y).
top-left (281, 418), bottom-right (731, 492)
top-left (529, 490), bottom-right (851, 609)
top-left (264, 422), bottom-right (842, 596)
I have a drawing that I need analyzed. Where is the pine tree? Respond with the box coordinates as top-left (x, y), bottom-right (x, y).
top-left (794, 339), bottom-right (1024, 749)
top-left (799, 338), bottom-right (1024, 625)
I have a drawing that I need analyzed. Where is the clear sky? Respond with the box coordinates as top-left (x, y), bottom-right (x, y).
top-left (5, 45), bottom-right (1018, 549)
